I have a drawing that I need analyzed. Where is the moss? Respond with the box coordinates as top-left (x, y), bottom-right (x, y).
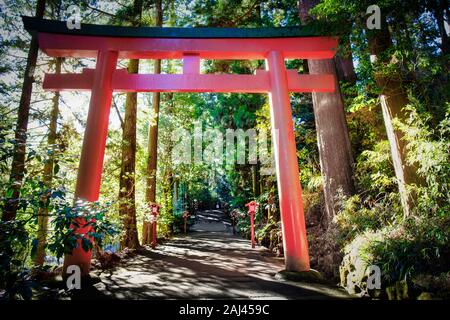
top-left (385, 280), bottom-right (409, 300)
top-left (417, 292), bottom-right (434, 300)
top-left (275, 269), bottom-right (328, 284)
top-left (339, 230), bottom-right (384, 297)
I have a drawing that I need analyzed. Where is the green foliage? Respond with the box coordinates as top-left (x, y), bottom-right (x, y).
top-left (255, 218), bottom-right (280, 249)
top-left (396, 100), bottom-right (450, 216)
top-left (0, 219), bottom-right (36, 300)
top-left (0, 179), bottom-right (118, 299)
top-left (355, 141), bottom-right (398, 194)
top-left (335, 138), bottom-right (402, 245)
top-left (335, 194), bottom-right (398, 244)
top-left (234, 208), bottom-right (249, 236)
top-left (339, 103), bottom-right (450, 289)
top-left (48, 195), bottom-right (119, 259)
top-left (368, 219), bottom-right (450, 284)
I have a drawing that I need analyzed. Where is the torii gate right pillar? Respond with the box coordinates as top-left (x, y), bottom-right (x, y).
top-left (266, 51), bottom-right (310, 272)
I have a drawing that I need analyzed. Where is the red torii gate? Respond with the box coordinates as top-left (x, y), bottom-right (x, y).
top-left (24, 17), bottom-right (338, 275)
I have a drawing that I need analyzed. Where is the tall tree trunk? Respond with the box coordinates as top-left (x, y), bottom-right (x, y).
top-left (162, 91), bottom-right (175, 235)
top-left (119, 0), bottom-right (143, 249)
top-left (2, 0), bottom-right (46, 222)
top-left (432, 0), bottom-right (449, 56)
top-left (298, 0), bottom-right (355, 227)
top-left (252, 164), bottom-right (260, 197)
top-left (260, 179), bottom-right (265, 195)
top-left (143, 0), bottom-right (163, 245)
top-left (166, 171), bottom-right (174, 235)
top-left (367, 21), bottom-right (422, 217)
top-left (34, 57), bottom-right (62, 266)
top-left (173, 179), bottom-right (178, 204)
top-left (334, 35), bottom-right (357, 83)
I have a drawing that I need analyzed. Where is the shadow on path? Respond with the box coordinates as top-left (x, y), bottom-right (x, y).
top-left (80, 210), bottom-right (349, 300)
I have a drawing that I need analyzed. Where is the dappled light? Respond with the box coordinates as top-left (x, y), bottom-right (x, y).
top-left (1, 0), bottom-right (449, 307)
top-left (87, 210), bottom-right (348, 300)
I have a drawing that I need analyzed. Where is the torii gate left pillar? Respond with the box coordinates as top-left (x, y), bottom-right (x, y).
top-left (23, 16), bottom-right (338, 276)
top-left (62, 50), bottom-right (118, 275)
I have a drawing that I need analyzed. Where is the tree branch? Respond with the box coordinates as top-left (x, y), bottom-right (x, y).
top-left (112, 96), bottom-right (124, 129)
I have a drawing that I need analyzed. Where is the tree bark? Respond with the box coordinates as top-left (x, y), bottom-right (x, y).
top-left (119, 59), bottom-right (140, 249)
top-left (34, 57), bottom-right (62, 266)
top-left (143, 0), bottom-right (163, 245)
top-left (119, 0), bottom-right (143, 249)
top-left (166, 171), bottom-right (174, 235)
top-left (431, 0), bottom-right (449, 56)
top-left (308, 59), bottom-right (355, 226)
top-left (298, 0), bottom-right (355, 227)
top-left (2, 0), bottom-right (46, 222)
top-left (162, 91), bottom-right (175, 235)
top-left (367, 23), bottom-right (422, 217)
top-left (252, 164), bottom-right (260, 197)
top-left (334, 35), bottom-right (357, 83)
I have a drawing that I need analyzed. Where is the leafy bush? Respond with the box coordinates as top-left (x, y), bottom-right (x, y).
top-left (368, 221), bottom-right (450, 284)
top-left (396, 101), bottom-right (450, 216)
top-left (255, 219), bottom-right (280, 249)
top-left (0, 184), bottom-right (118, 300)
top-left (338, 102), bottom-right (450, 295)
top-left (335, 139), bottom-right (403, 245)
top-left (48, 196), bottom-right (118, 259)
top-left (354, 140), bottom-right (398, 196)
top-left (0, 219), bottom-right (36, 300)
top-left (335, 193), bottom-right (401, 244)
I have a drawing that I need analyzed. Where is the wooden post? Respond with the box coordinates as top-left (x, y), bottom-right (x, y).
top-left (266, 51), bottom-right (310, 272)
top-left (62, 50), bottom-right (118, 276)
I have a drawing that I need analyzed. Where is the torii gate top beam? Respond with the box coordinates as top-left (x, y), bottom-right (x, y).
top-left (23, 17), bottom-right (338, 93)
top-left (23, 17), bottom-right (338, 60)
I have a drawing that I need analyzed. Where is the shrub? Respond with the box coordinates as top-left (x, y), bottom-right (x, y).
top-left (338, 102), bottom-right (450, 297)
top-left (0, 185), bottom-right (118, 300)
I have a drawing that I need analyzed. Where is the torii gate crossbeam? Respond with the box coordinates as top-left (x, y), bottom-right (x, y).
top-left (23, 17), bottom-right (339, 276)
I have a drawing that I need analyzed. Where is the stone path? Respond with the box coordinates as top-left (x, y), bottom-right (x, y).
top-left (89, 210), bottom-right (349, 299)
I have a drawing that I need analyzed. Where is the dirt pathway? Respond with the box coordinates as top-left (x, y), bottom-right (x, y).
top-left (90, 210), bottom-right (349, 299)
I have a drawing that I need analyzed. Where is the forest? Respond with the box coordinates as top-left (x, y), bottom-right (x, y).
top-left (0, 0), bottom-right (449, 301)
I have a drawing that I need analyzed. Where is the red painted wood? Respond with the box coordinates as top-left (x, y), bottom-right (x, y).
top-left (250, 212), bottom-right (255, 248)
top-left (38, 33), bottom-right (338, 60)
top-left (43, 70), bottom-right (335, 93)
top-left (266, 51), bottom-right (310, 272)
top-left (43, 68), bottom-right (94, 91)
top-left (245, 201), bottom-right (259, 249)
top-left (62, 50), bottom-right (118, 276)
top-left (286, 70), bottom-right (335, 92)
top-left (74, 52), bottom-right (118, 202)
top-left (183, 54), bottom-right (201, 74)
